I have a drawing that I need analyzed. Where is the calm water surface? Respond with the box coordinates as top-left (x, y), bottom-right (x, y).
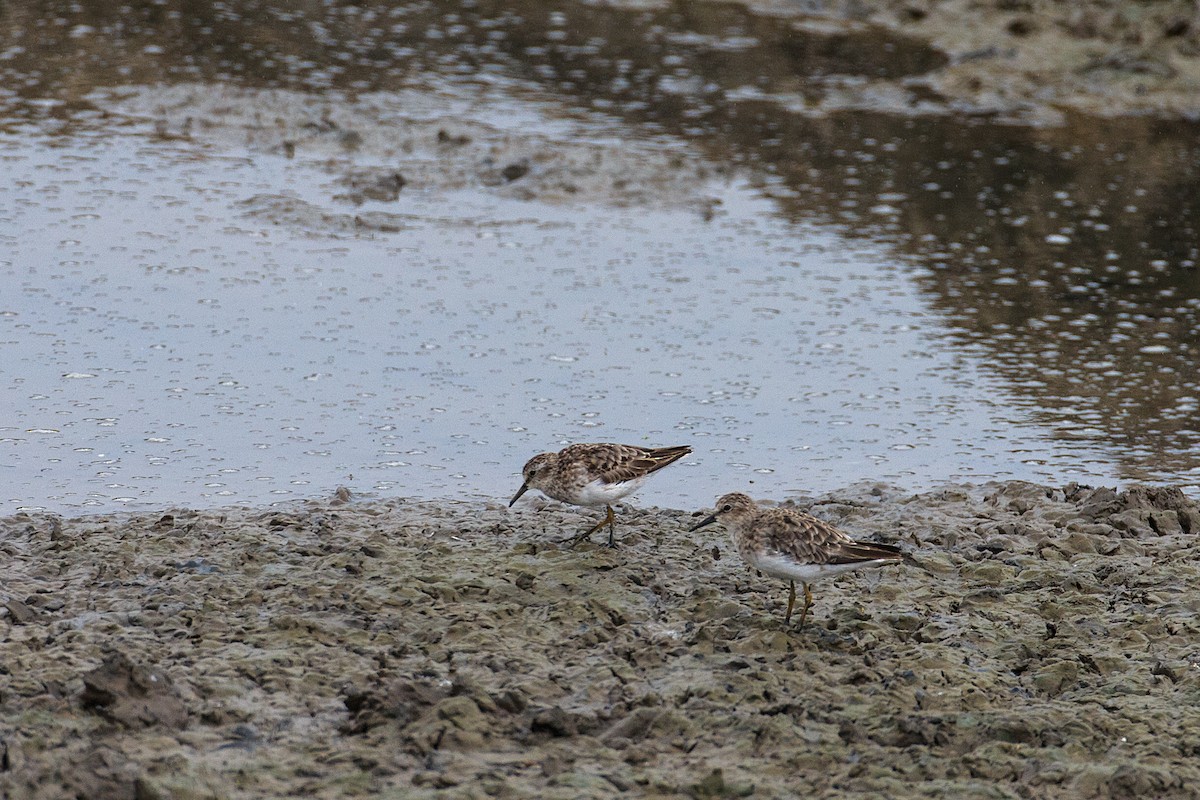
top-left (1, 0), bottom-right (1198, 513)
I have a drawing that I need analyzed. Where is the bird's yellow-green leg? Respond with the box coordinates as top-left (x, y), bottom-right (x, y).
top-left (797, 582), bottom-right (814, 628)
top-left (604, 505), bottom-right (618, 548)
top-left (784, 580), bottom-right (796, 624)
top-left (571, 505), bottom-right (617, 547)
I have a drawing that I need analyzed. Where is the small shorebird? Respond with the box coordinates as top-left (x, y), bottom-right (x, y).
top-left (690, 492), bottom-right (904, 627)
top-left (509, 443), bottom-right (691, 547)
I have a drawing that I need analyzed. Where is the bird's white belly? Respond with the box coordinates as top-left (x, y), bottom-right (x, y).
top-left (751, 552), bottom-right (892, 584)
top-left (573, 477), bottom-right (645, 507)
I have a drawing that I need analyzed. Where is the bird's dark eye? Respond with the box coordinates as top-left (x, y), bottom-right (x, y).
top-left (722, 504), bottom-right (732, 512)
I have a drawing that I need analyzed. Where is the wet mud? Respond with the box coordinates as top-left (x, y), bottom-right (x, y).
top-left (4, 482), bottom-right (1200, 798)
top-left (104, 83), bottom-right (726, 217)
top-left (5, 0), bottom-right (1200, 125)
top-left (746, 0), bottom-right (1200, 123)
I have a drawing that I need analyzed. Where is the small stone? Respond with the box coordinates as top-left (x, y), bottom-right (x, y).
top-left (4, 599), bottom-right (38, 624)
top-left (1148, 510), bottom-right (1182, 536)
top-left (79, 653), bottom-right (189, 729)
top-left (1108, 509), bottom-right (1154, 537)
top-left (501, 162), bottom-right (530, 182)
top-left (530, 706), bottom-right (576, 737)
top-left (1031, 660), bottom-right (1079, 696)
top-left (1057, 531), bottom-right (1097, 554)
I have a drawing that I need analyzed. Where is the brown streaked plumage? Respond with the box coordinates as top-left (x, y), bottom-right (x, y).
top-left (691, 492), bottom-right (904, 627)
top-left (509, 443), bottom-right (692, 547)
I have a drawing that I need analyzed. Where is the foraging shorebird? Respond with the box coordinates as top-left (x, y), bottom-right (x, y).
top-left (509, 443), bottom-right (691, 547)
top-left (691, 492), bottom-right (905, 627)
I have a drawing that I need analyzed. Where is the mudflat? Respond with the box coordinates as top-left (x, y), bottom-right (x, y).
top-left (3, 481), bottom-right (1199, 798)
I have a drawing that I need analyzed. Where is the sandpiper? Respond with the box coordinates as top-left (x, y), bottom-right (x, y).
top-left (690, 492), bottom-right (904, 627)
top-left (509, 443), bottom-right (691, 547)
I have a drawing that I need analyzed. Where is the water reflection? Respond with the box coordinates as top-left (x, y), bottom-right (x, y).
top-left (2, 0), bottom-right (1199, 489)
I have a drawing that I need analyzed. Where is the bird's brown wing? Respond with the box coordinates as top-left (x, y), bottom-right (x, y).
top-left (762, 508), bottom-right (902, 566)
top-left (574, 443), bottom-right (691, 484)
top-left (825, 539), bottom-right (904, 565)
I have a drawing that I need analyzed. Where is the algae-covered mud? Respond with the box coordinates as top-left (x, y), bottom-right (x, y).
top-left (4, 483), bottom-right (1200, 798)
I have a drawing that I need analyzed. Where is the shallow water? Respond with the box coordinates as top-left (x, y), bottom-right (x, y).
top-left (0, 118), bottom-right (1148, 513)
top-left (2, 0), bottom-right (1199, 513)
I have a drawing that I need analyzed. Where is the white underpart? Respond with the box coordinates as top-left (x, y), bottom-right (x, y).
top-left (572, 476), bottom-right (646, 507)
top-left (751, 552), bottom-right (895, 584)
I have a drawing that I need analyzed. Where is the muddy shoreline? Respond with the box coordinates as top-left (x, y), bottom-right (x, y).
top-left (6, 0), bottom-right (1200, 129)
top-left (758, 0), bottom-right (1200, 123)
top-left (3, 481), bottom-right (1200, 798)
